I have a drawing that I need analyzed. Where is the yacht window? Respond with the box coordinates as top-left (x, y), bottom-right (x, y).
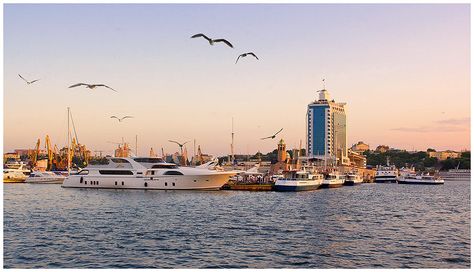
top-left (151, 164), bottom-right (178, 169)
top-left (133, 158), bottom-right (164, 163)
top-left (163, 171), bottom-right (183, 175)
top-left (165, 182), bottom-right (168, 186)
top-left (172, 182), bottom-right (175, 186)
top-left (122, 181), bottom-right (124, 185)
top-left (115, 181), bottom-right (117, 185)
top-left (99, 170), bottom-right (134, 175)
top-left (111, 158), bottom-right (130, 164)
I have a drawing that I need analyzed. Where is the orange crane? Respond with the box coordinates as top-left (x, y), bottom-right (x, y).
top-left (45, 135), bottom-right (53, 171)
top-left (30, 138), bottom-right (41, 168)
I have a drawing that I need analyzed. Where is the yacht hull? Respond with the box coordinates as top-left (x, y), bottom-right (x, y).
top-left (273, 184), bottom-right (321, 192)
top-left (62, 173), bottom-right (232, 190)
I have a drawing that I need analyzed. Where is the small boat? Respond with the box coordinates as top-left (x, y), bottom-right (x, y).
top-left (321, 172), bottom-right (345, 188)
top-left (374, 158), bottom-right (398, 183)
top-left (273, 169), bottom-right (324, 192)
top-left (397, 173), bottom-right (444, 185)
top-left (3, 162), bottom-right (30, 183)
top-left (25, 171), bottom-right (66, 184)
top-left (344, 173), bottom-right (363, 186)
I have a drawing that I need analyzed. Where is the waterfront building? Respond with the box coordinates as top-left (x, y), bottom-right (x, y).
top-left (350, 141), bottom-right (369, 154)
top-left (428, 150), bottom-right (461, 160)
top-left (348, 150), bottom-right (367, 168)
top-left (306, 89), bottom-right (349, 165)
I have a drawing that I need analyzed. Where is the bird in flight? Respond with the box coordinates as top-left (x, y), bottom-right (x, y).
top-left (18, 74), bottom-right (40, 85)
top-left (168, 140), bottom-right (189, 148)
top-left (261, 128), bottom-right (284, 140)
top-left (110, 116), bottom-right (133, 122)
top-left (68, 83), bottom-right (117, 92)
top-left (235, 52), bottom-right (259, 64)
top-left (191, 33), bottom-right (234, 48)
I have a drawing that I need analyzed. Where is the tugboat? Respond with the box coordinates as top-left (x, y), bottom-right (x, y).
top-left (374, 157), bottom-right (398, 183)
top-left (273, 169), bottom-right (324, 192)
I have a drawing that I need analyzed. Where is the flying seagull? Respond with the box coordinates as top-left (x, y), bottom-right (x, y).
top-left (260, 128), bottom-right (284, 140)
top-left (18, 74), bottom-right (40, 85)
top-left (169, 140), bottom-right (189, 154)
top-left (68, 83), bottom-right (117, 92)
top-left (191, 33), bottom-right (234, 48)
top-left (110, 116), bottom-right (133, 122)
top-left (235, 52), bottom-right (259, 64)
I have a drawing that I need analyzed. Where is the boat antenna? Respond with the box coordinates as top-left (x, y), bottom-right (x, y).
top-left (322, 78), bottom-right (326, 90)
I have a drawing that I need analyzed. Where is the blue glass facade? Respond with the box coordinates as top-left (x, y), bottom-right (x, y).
top-left (308, 105), bottom-right (328, 157)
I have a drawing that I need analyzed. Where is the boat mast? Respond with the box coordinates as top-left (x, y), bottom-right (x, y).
top-left (67, 107), bottom-right (70, 174)
top-left (231, 117), bottom-right (234, 165)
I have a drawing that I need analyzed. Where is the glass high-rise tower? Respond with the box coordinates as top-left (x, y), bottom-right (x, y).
top-left (306, 89), bottom-right (349, 165)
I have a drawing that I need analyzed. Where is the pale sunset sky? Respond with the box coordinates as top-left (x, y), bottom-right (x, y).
top-left (3, 4), bottom-right (470, 156)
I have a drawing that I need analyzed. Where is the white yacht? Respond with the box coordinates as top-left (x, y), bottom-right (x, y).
top-left (273, 169), bottom-right (324, 192)
top-left (344, 173), bottom-right (363, 186)
top-left (374, 158), bottom-right (398, 183)
top-left (62, 157), bottom-right (236, 190)
top-left (397, 173), bottom-right (444, 185)
top-left (25, 171), bottom-right (66, 184)
top-left (321, 172), bottom-right (345, 188)
top-left (3, 162), bottom-right (30, 183)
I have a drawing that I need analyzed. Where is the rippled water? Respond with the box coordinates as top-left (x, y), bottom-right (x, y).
top-left (4, 180), bottom-right (470, 268)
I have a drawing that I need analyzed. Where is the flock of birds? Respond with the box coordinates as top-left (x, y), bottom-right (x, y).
top-left (18, 33), bottom-right (282, 148)
top-left (191, 33), bottom-right (259, 64)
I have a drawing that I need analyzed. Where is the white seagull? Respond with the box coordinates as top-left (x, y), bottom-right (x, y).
top-left (235, 52), bottom-right (259, 64)
top-left (110, 116), bottom-right (133, 122)
top-left (191, 33), bottom-right (234, 48)
top-left (18, 74), bottom-right (40, 85)
top-left (69, 83), bottom-right (117, 92)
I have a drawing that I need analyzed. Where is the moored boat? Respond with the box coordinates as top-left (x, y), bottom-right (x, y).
top-left (273, 169), bottom-right (323, 192)
top-left (344, 173), bottom-right (363, 186)
top-left (3, 162), bottom-right (30, 183)
top-left (26, 171), bottom-right (66, 184)
top-left (321, 172), bottom-right (345, 188)
top-left (374, 158), bottom-right (398, 183)
top-left (397, 173), bottom-right (444, 185)
top-left (62, 157), bottom-right (236, 190)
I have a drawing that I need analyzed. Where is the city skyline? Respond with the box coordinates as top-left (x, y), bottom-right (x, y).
top-left (4, 4), bottom-right (470, 156)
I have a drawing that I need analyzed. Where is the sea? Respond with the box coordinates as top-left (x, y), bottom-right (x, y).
top-left (3, 179), bottom-right (470, 268)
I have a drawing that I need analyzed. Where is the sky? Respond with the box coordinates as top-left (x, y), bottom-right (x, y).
top-left (3, 4), bottom-right (471, 157)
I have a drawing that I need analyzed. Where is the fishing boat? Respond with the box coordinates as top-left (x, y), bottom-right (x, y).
top-left (321, 172), bottom-right (345, 188)
top-left (273, 169), bottom-right (324, 192)
top-left (62, 157), bottom-right (236, 190)
top-left (25, 171), bottom-right (66, 184)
